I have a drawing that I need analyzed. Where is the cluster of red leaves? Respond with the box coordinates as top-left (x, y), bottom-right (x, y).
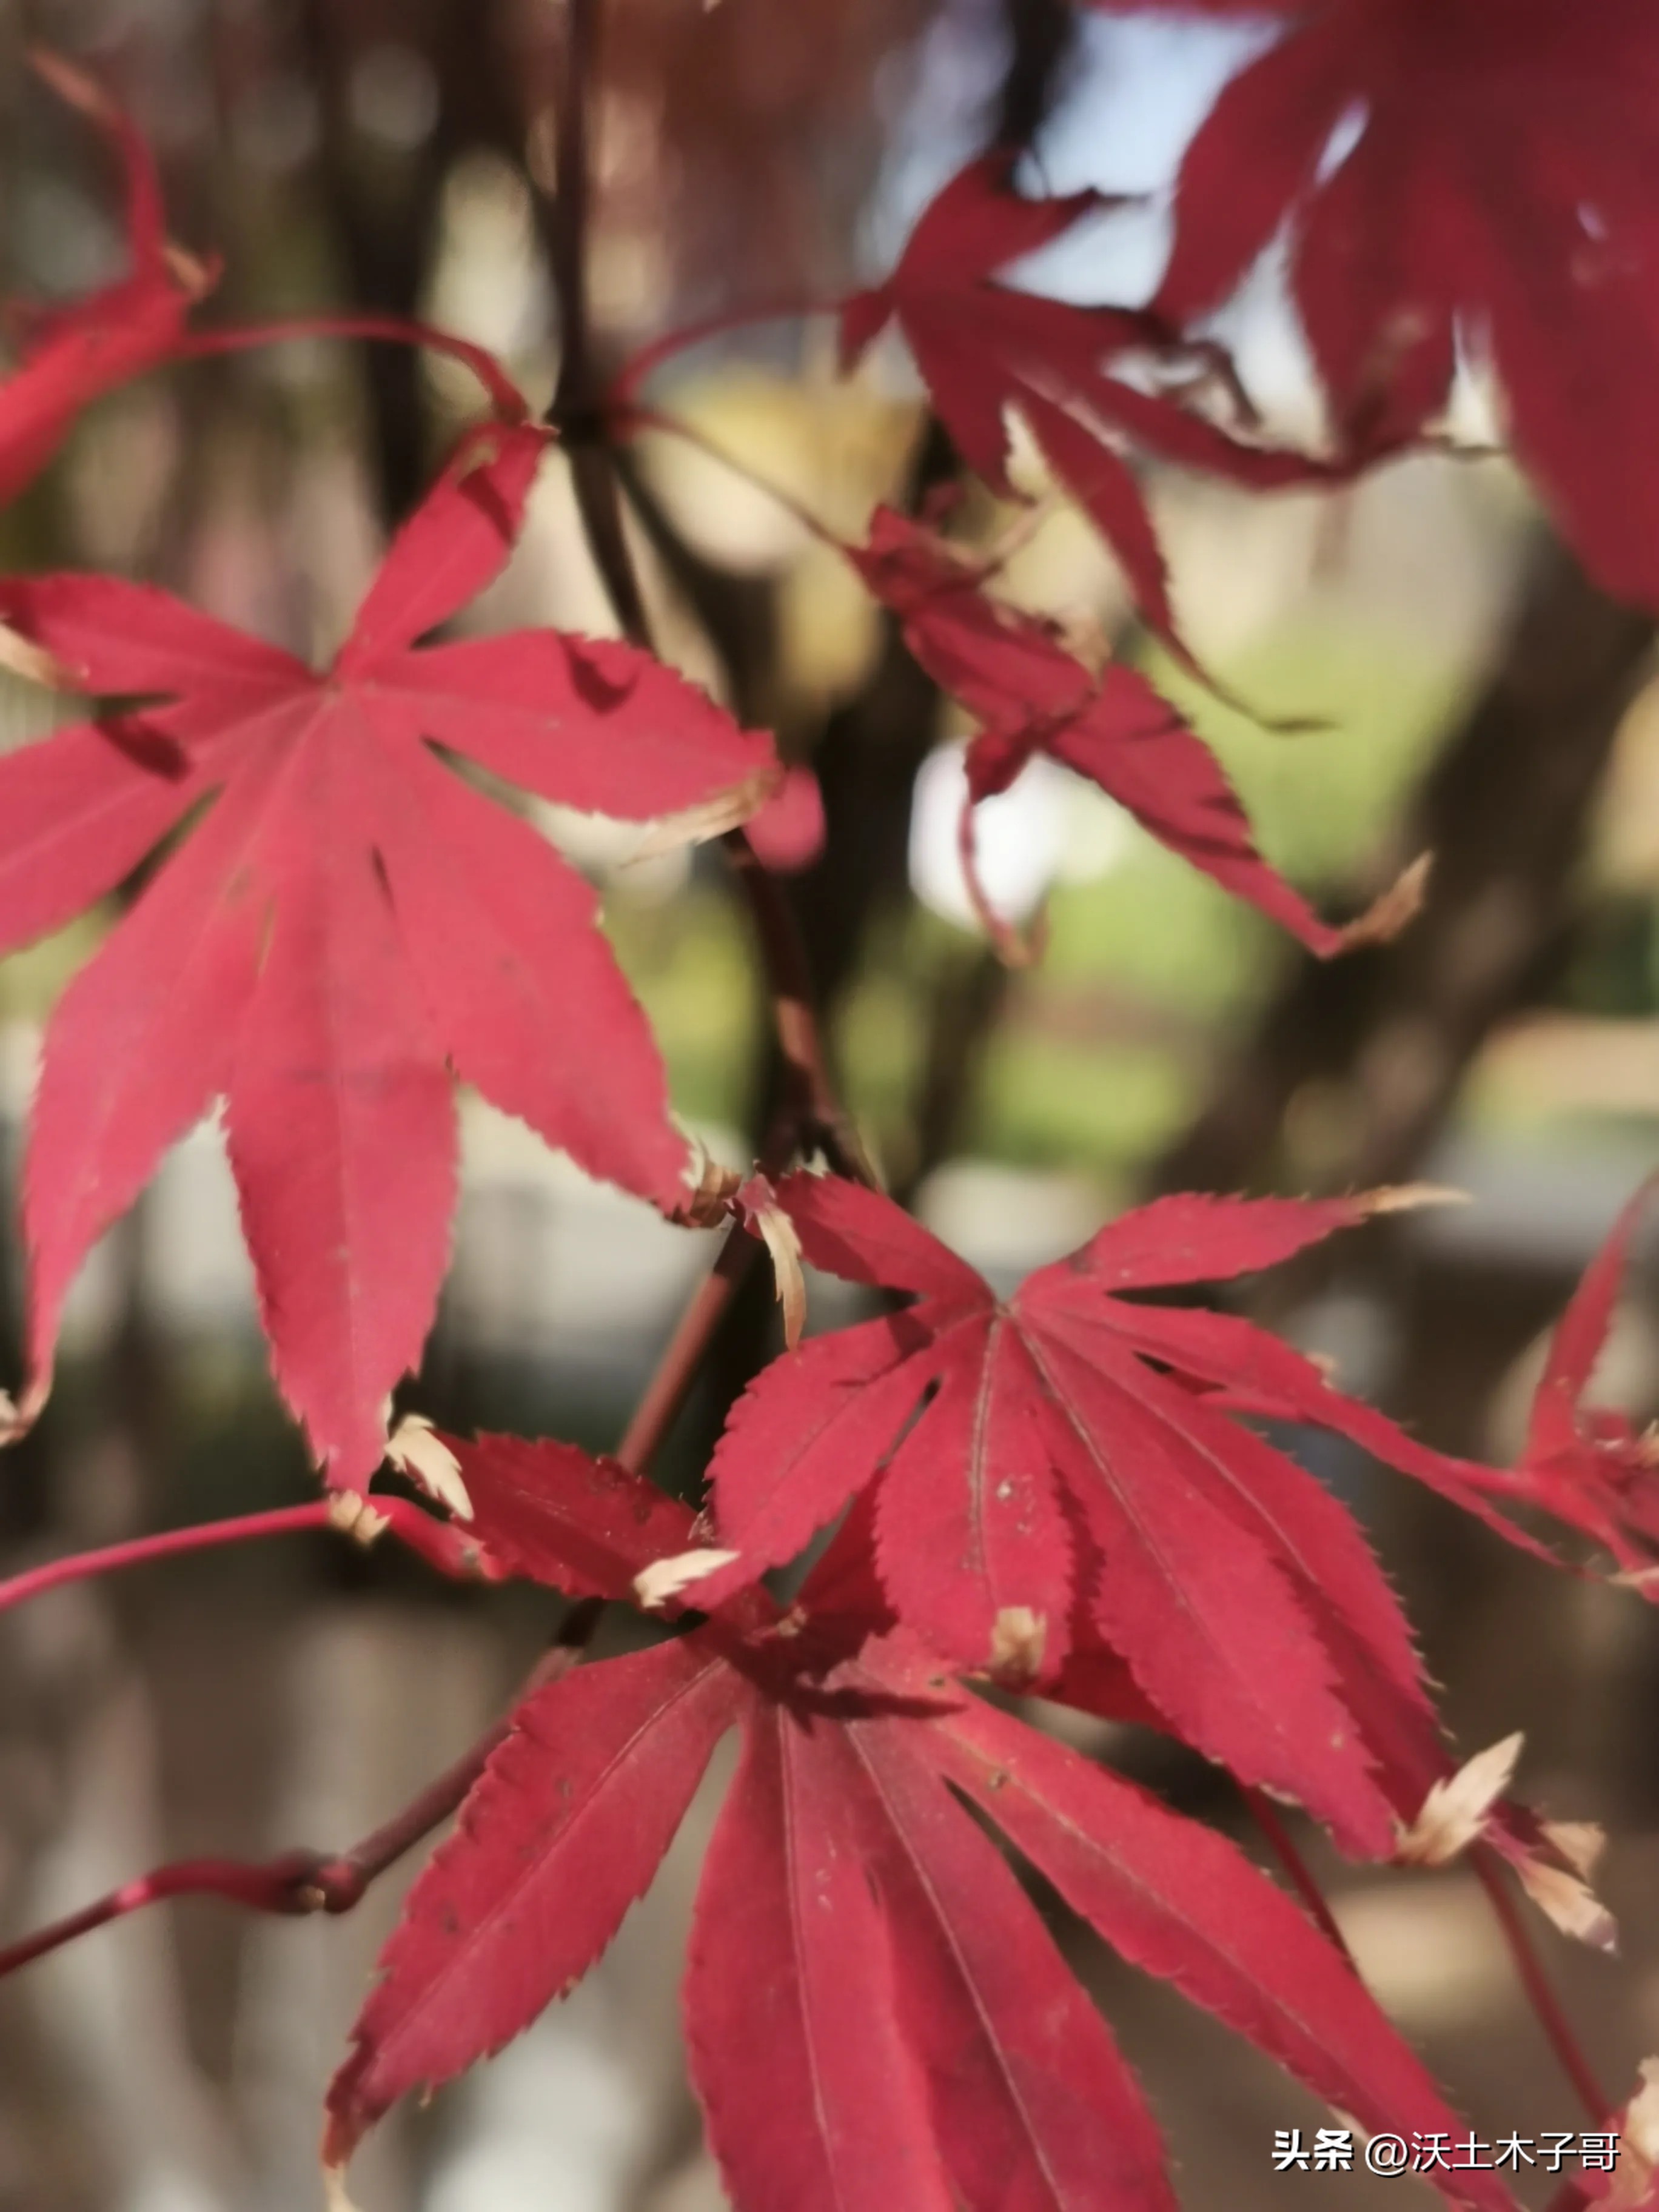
top-left (848, 504), bottom-right (1423, 956)
top-left (2, 33), bottom-right (1656, 2212)
top-left (323, 1435), bottom-right (1519, 2212)
top-left (1089, 0), bottom-right (1659, 611)
top-left (839, 154), bottom-right (1332, 662)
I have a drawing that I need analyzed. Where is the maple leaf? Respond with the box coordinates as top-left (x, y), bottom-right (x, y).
top-left (1116, 0), bottom-right (1659, 611)
top-left (324, 1433), bottom-right (1518, 2212)
top-left (851, 505), bottom-right (1424, 958)
top-left (680, 1175), bottom-right (1547, 1854)
top-left (841, 153), bottom-right (1329, 657)
top-left (0, 424), bottom-right (776, 1482)
top-left (0, 53), bottom-right (215, 509)
top-left (1509, 1178), bottom-right (1659, 1581)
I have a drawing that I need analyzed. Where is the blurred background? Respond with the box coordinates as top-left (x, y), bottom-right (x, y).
top-left (2, 1), bottom-right (1659, 2205)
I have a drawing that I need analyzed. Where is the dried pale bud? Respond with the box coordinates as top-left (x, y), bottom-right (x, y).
top-left (0, 622), bottom-right (75, 692)
top-left (1541, 1817), bottom-right (1607, 1880)
top-left (384, 1414), bottom-right (472, 1521)
top-left (1515, 1853), bottom-right (1618, 1954)
top-left (1397, 1732), bottom-right (1523, 1865)
top-left (1338, 852), bottom-right (1433, 950)
top-left (327, 1493), bottom-right (389, 1547)
top-left (634, 1547), bottom-right (741, 1612)
top-left (677, 1135), bottom-right (743, 1227)
top-left (988, 1606), bottom-right (1047, 1686)
top-left (741, 1181), bottom-right (806, 1350)
top-left (1358, 1182), bottom-right (1472, 1218)
top-left (632, 768), bottom-right (782, 859)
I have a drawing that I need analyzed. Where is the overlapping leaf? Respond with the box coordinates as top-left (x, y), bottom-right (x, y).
top-left (324, 1433), bottom-right (1517, 2212)
top-left (1109, 0), bottom-right (1659, 610)
top-left (0, 53), bottom-right (213, 509)
top-left (840, 154), bottom-right (1325, 654)
top-left (0, 426), bottom-right (775, 1481)
top-left (851, 505), bottom-right (1421, 956)
top-left (1510, 1179), bottom-right (1659, 1582)
top-left (682, 1175), bottom-right (1544, 1852)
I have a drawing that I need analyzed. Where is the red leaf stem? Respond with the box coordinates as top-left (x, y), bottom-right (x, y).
top-left (179, 313), bottom-right (528, 421)
top-left (1472, 1847), bottom-right (1612, 2127)
top-left (1243, 1787), bottom-right (1358, 1969)
top-left (0, 1501), bottom-right (333, 1617)
top-left (609, 296), bottom-right (846, 415)
top-left (622, 405), bottom-right (844, 549)
top-left (0, 1601), bottom-right (603, 1986)
top-left (614, 1227), bottom-right (763, 1475)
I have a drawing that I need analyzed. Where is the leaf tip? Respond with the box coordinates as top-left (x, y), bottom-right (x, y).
top-left (321, 2157), bottom-right (363, 2212)
top-left (1360, 1182), bottom-right (1472, 1218)
top-left (740, 1176), bottom-right (806, 1349)
top-left (384, 1413), bottom-right (472, 1522)
top-left (633, 1547), bottom-right (739, 1611)
top-left (1516, 1852), bottom-right (1619, 1954)
top-left (1607, 2060), bottom-right (1659, 2208)
top-left (1336, 852), bottom-right (1433, 953)
top-left (0, 1377), bottom-right (47, 1453)
top-left (1396, 1732), bottom-right (1523, 1866)
top-left (0, 622), bottom-right (79, 694)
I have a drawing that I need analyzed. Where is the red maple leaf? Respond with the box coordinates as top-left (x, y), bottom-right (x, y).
top-left (840, 153), bottom-right (1326, 656)
top-left (1122, 0), bottom-right (1659, 609)
top-left (851, 504), bottom-right (1423, 957)
top-left (0, 53), bottom-right (215, 509)
top-left (679, 1175), bottom-right (1544, 1853)
top-left (324, 1432), bottom-right (1518, 2212)
top-left (1509, 1178), bottom-right (1659, 1581)
top-left (0, 424), bottom-right (775, 1482)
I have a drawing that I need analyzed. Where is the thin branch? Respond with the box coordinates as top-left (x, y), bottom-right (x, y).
top-left (721, 834), bottom-right (874, 1184)
top-left (625, 404), bottom-right (845, 550)
top-left (538, 0), bottom-right (870, 1189)
top-left (0, 1491), bottom-right (504, 1622)
top-left (1472, 1846), bottom-right (1611, 2125)
top-left (956, 797), bottom-right (1040, 970)
top-left (549, 0), bottom-right (600, 423)
top-left (1243, 1789), bottom-right (1359, 1969)
top-left (608, 295), bottom-right (842, 414)
top-left (0, 1599), bottom-right (603, 1983)
top-left (181, 313), bottom-right (528, 421)
top-left (614, 1228), bottom-right (760, 1474)
top-left (0, 1503), bottom-right (334, 1618)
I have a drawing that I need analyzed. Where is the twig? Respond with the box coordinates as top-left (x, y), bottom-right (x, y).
top-left (1243, 1789), bottom-right (1359, 1968)
top-left (1472, 1846), bottom-right (1612, 2125)
top-left (615, 1229), bottom-right (760, 1475)
top-left (181, 312), bottom-right (528, 421)
top-left (721, 834), bottom-right (874, 1183)
top-left (608, 294), bottom-right (843, 414)
top-left (0, 1503), bottom-right (334, 1617)
top-left (0, 1489), bottom-right (510, 1620)
top-left (540, 0), bottom-right (869, 1188)
top-left (0, 1599), bottom-right (602, 1983)
top-left (625, 403), bottom-right (845, 550)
